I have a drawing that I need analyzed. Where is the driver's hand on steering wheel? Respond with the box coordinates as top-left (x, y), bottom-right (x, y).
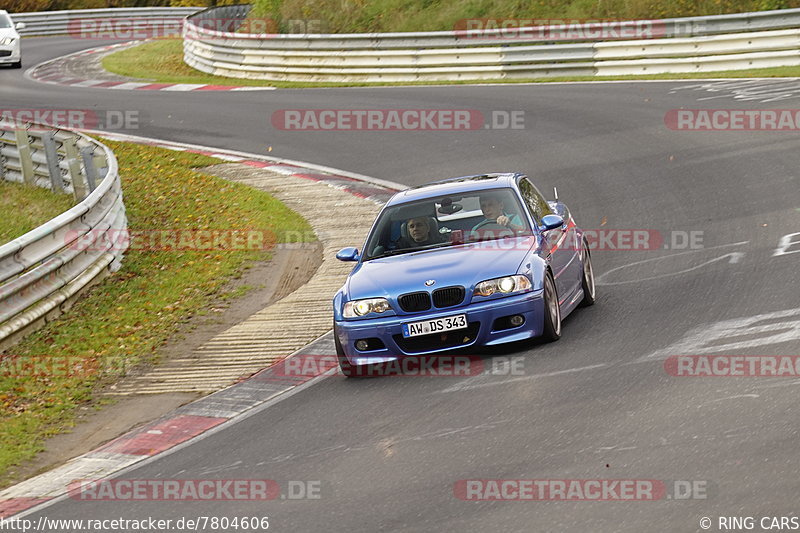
top-left (496, 215), bottom-right (511, 226)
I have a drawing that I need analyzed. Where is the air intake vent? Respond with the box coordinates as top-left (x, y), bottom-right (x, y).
top-left (433, 286), bottom-right (465, 308)
top-left (398, 292), bottom-right (431, 312)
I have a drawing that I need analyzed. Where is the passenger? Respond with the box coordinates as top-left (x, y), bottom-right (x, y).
top-left (394, 216), bottom-right (443, 249)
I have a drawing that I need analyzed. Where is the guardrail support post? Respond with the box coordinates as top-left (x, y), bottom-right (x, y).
top-left (63, 136), bottom-right (88, 201)
top-left (80, 146), bottom-right (98, 192)
top-left (93, 151), bottom-right (108, 181)
top-left (13, 128), bottom-right (35, 186)
top-left (41, 131), bottom-right (65, 193)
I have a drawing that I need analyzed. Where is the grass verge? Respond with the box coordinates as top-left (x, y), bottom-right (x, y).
top-left (0, 141), bottom-right (314, 487)
top-left (103, 39), bottom-right (800, 89)
top-left (101, 39), bottom-right (279, 87)
top-left (264, 0), bottom-right (800, 33)
top-left (0, 182), bottom-right (74, 244)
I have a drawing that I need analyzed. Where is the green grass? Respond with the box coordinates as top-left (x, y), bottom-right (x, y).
top-left (263, 0), bottom-right (800, 33)
top-left (0, 182), bottom-right (74, 245)
top-left (0, 142), bottom-right (314, 487)
top-left (103, 39), bottom-right (800, 89)
top-left (101, 39), bottom-right (281, 87)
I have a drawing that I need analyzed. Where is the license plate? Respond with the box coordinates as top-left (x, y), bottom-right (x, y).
top-left (402, 314), bottom-right (467, 338)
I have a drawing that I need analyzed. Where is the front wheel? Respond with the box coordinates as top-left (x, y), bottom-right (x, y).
top-left (540, 271), bottom-right (561, 342)
top-left (579, 239), bottom-right (596, 307)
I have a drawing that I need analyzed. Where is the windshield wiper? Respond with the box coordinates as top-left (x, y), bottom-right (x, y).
top-left (371, 242), bottom-right (453, 259)
top-left (377, 248), bottom-right (415, 258)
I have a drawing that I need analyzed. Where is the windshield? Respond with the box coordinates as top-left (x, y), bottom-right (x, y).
top-left (0, 15), bottom-right (12, 29)
top-left (363, 187), bottom-right (532, 260)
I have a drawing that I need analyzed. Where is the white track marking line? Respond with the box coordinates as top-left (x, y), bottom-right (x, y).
top-left (440, 363), bottom-right (610, 393)
top-left (69, 79), bottom-right (108, 88)
top-left (161, 84), bottom-right (207, 91)
top-left (636, 306), bottom-right (800, 363)
top-left (107, 82), bottom-right (150, 90)
top-left (595, 241), bottom-right (749, 286)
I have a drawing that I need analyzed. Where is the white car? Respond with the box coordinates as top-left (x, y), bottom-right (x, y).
top-left (0, 10), bottom-right (24, 69)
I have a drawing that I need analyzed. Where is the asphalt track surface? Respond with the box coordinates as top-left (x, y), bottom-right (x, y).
top-left (3, 37), bottom-right (800, 532)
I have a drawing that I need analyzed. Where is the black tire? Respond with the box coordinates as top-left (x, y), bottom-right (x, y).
top-left (579, 239), bottom-right (596, 307)
top-left (11, 61), bottom-right (22, 69)
top-left (541, 270), bottom-right (562, 342)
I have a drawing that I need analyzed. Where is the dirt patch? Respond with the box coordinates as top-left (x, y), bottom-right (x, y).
top-left (1, 242), bottom-right (322, 489)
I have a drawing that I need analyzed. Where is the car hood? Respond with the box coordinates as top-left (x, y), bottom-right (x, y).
top-left (346, 237), bottom-right (537, 300)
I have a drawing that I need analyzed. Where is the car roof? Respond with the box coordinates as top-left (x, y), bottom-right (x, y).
top-left (385, 173), bottom-right (522, 206)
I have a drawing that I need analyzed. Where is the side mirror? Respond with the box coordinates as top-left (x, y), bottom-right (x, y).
top-left (539, 214), bottom-right (564, 232)
top-left (336, 247), bottom-right (359, 262)
top-left (15, 22), bottom-right (26, 31)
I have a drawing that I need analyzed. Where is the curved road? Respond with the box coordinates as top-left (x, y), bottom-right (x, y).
top-left (3, 37), bottom-right (800, 531)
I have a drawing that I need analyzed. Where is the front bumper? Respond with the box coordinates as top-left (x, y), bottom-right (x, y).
top-left (335, 289), bottom-right (545, 365)
top-left (0, 44), bottom-right (20, 64)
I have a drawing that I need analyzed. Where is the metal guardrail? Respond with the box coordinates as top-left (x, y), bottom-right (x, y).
top-left (0, 121), bottom-right (128, 350)
top-left (183, 5), bottom-right (800, 82)
top-left (12, 7), bottom-right (201, 37)
top-left (0, 125), bottom-right (103, 197)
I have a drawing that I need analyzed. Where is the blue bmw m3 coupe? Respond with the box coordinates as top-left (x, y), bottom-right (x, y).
top-left (333, 173), bottom-right (595, 376)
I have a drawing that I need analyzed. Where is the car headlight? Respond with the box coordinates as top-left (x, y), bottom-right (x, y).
top-left (474, 275), bottom-right (532, 297)
top-left (0, 38), bottom-right (16, 45)
top-left (343, 298), bottom-right (391, 318)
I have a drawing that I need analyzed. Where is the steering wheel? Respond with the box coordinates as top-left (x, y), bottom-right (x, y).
top-left (471, 222), bottom-right (514, 239)
top-left (473, 219), bottom-right (503, 231)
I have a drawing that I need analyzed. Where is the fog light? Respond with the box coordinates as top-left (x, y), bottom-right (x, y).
top-left (510, 315), bottom-right (524, 326)
top-left (355, 340), bottom-right (369, 351)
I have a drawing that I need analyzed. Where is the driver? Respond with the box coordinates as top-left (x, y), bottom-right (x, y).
top-left (394, 216), bottom-right (443, 249)
top-left (472, 193), bottom-right (524, 232)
